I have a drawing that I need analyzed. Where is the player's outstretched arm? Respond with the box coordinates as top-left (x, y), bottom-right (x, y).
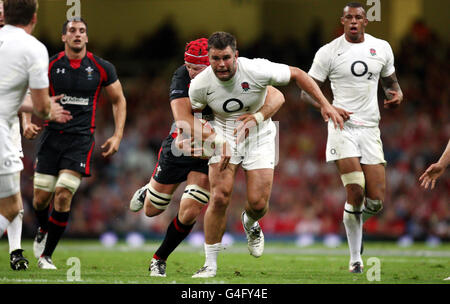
top-left (234, 86), bottom-right (285, 142)
top-left (102, 80), bottom-right (127, 157)
top-left (419, 139), bottom-right (450, 189)
top-left (300, 78), bottom-right (352, 121)
top-left (290, 67), bottom-right (344, 129)
top-left (381, 72), bottom-right (403, 109)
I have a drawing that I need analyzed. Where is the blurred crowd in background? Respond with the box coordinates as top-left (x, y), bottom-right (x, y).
top-left (18, 19), bottom-right (449, 245)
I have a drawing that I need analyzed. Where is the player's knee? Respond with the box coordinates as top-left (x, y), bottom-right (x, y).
top-left (341, 171), bottom-right (365, 205)
top-left (144, 203), bottom-right (164, 217)
top-left (33, 189), bottom-right (54, 210)
top-left (347, 185), bottom-right (365, 206)
top-left (211, 189), bottom-right (231, 210)
top-left (54, 188), bottom-right (73, 212)
top-left (247, 197), bottom-right (268, 214)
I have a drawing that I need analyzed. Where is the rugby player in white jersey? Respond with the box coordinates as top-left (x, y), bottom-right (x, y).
top-left (302, 2), bottom-right (403, 273)
top-left (189, 31), bottom-right (345, 278)
top-left (0, 0), bottom-right (71, 269)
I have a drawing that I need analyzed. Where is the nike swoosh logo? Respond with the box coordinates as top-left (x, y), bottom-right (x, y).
top-left (338, 53), bottom-right (343, 56)
top-left (207, 91), bottom-right (214, 95)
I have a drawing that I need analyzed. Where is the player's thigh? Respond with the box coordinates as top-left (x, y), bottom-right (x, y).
top-left (35, 130), bottom-right (63, 176)
top-left (186, 170), bottom-right (209, 190)
top-left (359, 127), bottom-right (386, 166)
top-left (245, 168), bottom-right (274, 207)
top-left (326, 122), bottom-right (361, 163)
top-left (335, 157), bottom-right (363, 174)
top-left (208, 162), bottom-right (239, 206)
top-left (361, 164), bottom-right (386, 201)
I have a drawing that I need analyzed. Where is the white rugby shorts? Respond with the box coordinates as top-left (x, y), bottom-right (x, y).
top-left (326, 121), bottom-right (386, 165)
top-left (0, 172), bottom-right (20, 198)
top-left (0, 120), bottom-right (24, 176)
top-left (209, 120), bottom-right (277, 170)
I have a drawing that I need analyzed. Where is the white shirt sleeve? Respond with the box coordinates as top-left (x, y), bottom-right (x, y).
top-left (188, 81), bottom-right (206, 111)
top-left (252, 59), bottom-right (291, 86)
top-left (27, 42), bottom-right (49, 89)
top-left (380, 41), bottom-right (395, 78)
top-left (308, 45), bottom-right (330, 82)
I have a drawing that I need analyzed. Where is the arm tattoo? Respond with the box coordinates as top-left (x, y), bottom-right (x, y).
top-left (381, 72), bottom-right (402, 94)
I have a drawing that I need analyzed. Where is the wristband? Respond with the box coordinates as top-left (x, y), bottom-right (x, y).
top-left (253, 112), bottom-right (264, 125)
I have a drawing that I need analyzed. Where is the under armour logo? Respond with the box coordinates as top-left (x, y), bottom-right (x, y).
top-left (155, 166), bottom-right (162, 177)
top-left (57, 68), bottom-right (66, 74)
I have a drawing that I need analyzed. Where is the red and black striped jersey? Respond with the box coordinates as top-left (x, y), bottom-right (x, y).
top-left (46, 51), bottom-right (118, 134)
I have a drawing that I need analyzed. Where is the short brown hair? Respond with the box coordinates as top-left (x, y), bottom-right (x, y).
top-left (4, 0), bottom-right (37, 26)
top-left (62, 17), bottom-right (88, 35)
top-left (208, 31), bottom-right (237, 52)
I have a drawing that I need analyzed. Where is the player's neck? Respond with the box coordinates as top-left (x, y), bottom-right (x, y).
top-left (65, 47), bottom-right (87, 60)
top-left (10, 23), bottom-right (35, 35)
top-left (344, 33), bottom-right (365, 44)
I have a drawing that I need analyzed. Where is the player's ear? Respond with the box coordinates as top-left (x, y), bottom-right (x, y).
top-left (235, 50), bottom-right (239, 59)
top-left (340, 16), bottom-right (345, 26)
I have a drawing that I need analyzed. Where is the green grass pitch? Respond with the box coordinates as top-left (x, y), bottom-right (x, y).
top-left (0, 240), bottom-right (448, 284)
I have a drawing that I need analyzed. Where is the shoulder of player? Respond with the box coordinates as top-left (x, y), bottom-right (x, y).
top-left (189, 66), bottom-right (212, 87)
top-left (365, 33), bottom-right (391, 48)
top-left (21, 34), bottom-right (48, 58)
top-left (238, 57), bottom-right (280, 74)
top-left (313, 37), bottom-right (338, 58)
top-left (87, 53), bottom-right (116, 70)
top-left (172, 64), bottom-right (189, 79)
top-left (49, 51), bottom-right (65, 63)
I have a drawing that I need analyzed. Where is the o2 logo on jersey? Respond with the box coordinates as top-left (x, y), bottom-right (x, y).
top-left (351, 60), bottom-right (373, 80)
top-left (223, 98), bottom-right (244, 113)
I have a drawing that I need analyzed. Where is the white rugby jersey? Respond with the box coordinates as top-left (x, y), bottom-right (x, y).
top-left (189, 57), bottom-right (290, 141)
top-left (309, 33), bottom-right (395, 127)
top-left (0, 25), bottom-right (49, 123)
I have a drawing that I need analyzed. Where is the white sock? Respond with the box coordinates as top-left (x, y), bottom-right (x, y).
top-left (204, 243), bottom-right (222, 270)
top-left (343, 202), bottom-right (363, 265)
top-left (7, 209), bottom-right (23, 253)
top-left (0, 214), bottom-right (11, 239)
top-left (243, 211), bottom-right (257, 230)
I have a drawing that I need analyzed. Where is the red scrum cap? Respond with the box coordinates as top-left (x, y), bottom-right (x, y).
top-left (184, 38), bottom-right (210, 66)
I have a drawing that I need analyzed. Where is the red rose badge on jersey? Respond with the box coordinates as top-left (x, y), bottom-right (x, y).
top-left (241, 82), bottom-right (250, 92)
top-left (370, 48), bottom-right (376, 56)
